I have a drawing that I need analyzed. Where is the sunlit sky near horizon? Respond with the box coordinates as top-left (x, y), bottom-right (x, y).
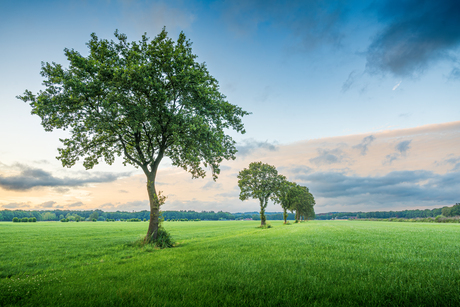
top-left (1, 0), bottom-right (460, 213)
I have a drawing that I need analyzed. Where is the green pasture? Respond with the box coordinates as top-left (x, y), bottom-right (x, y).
top-left (1, 220), bottom-right (459, 306)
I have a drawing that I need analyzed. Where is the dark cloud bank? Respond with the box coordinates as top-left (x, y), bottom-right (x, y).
top-left (367, 0), bottom-right (460, 77)
top-left (0, 164), bottom-right (129, 191)
top-left (221, 0), bottom-right (460, 78)
top-left (296, 169), bottom-right (460, 206)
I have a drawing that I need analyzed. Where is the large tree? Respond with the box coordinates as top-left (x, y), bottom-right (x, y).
top-left (237, 162), bottom-right (281, 226)
top-left (18, 29), bottom-right (249, 241)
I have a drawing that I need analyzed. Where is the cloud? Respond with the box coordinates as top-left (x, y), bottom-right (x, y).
top-left (0, 202), bottom-right (31, 209)
top-left (366, 0), bottom-right (460, 77)
top-left (38, 201), bottom-right (56, 208)
top-left (99, 200), bottom-right (149, 211)
top-left (284, 165), bottom-right (313, 175)
top-left (392, 81), bottom-right (402, 90)
top-left (396, 140), bottom-right (411, 154)
top-left (449, 66), bottom-right (460, 80)
top-left (341, 70), bottom-right (357, 93)
top-left (202, 181), bottom-right (223, 190)
top-left (236, 139), bottom-right (278, 157)
top-left (0, 164), bottom-right (130, 191)
top-left (352, 135), bottom-right (375, 155)
top-left (296, 170), bottom-right (460, 206)
top-left (120, 0), bottom-right (195, 33)
top-left (218, 0), bottom-right (351, 50)
top-left (384, 140), bottom-right (412, 164)
top-left (68, 202), bottom-right (85, 208)
top-left (436, 155), bottom-right (460, 171)
top-left (119, 190), bottom-right (129, 193)
top-left (309, 148), bottom-right (348, 166)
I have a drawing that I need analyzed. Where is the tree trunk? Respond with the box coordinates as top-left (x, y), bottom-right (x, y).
top-left (295, 210), bottom-right (299, 222)
top-left (259, 199), bottom-right (266, 226)
top-left (283, 207), bottom-right (287, 224)
top-left (146, 174), bottom-right (160, 242)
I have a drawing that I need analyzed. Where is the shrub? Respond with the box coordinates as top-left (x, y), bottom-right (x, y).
top-left (32, 217), bottom-right (37, 222)
top-left (143, 218), bottom-right (146, 222)
top-left (28, 218), bottom-right (34, 222)
top-left (12, 217), bottom-right (19, 223)
top-left (21, 217), bottom-right (29, 222)
top-left (60, 218), bottom-right (67, 222)
top-left (92, 218), bottom-right (97, 222)
top-left (148, 226), bottom-right (175, 248)
top-left (435, 215), bottom-right (445, 223)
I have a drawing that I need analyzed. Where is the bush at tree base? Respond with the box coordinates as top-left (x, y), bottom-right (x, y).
top-left (148, 226), bottom-right (175, 249)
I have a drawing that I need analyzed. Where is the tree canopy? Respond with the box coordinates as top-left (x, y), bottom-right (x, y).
top-left (18, 28), bottom-right (249, 241)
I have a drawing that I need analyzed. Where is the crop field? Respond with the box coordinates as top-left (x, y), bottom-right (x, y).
top-left (1, 220), bottom-right (460, 306)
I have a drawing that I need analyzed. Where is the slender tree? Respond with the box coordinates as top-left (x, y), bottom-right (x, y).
top-left (237, 162), bottom-right (281, 226)
top-left (18, 29), bottom-right (249, 241)
top-left (272, 176), bottom-right (295, 224)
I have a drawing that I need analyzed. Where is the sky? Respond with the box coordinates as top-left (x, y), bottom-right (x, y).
top-left (1, 0), bottom-right (459, 213)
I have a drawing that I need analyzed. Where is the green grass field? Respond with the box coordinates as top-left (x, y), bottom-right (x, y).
top-left (1, 220), bottom-right (459, 306)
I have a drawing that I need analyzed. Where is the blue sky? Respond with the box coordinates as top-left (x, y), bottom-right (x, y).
top-left (1, 0), bottom-right (459, 213)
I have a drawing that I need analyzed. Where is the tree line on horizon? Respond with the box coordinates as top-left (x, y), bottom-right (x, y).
top-left (316, 203), bottom-right (460, 220)
top-left (0, 209), bottom-right (297, 222)
top-left (2, 203), bottom-right (459, 222)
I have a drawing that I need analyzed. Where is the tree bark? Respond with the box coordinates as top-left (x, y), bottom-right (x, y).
top-left (283, 207), bottom-right (287, 224)
top-left (259, 199), bottom-right (266, 226)
top-left (146, 173), bottom-right (159, 242)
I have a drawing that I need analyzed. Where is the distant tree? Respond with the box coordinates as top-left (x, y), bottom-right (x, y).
top-left (21, 217), bottom-right (29, 222)
top-left (238, 162), bottom-right (281, 226)
top-left (272, 177), bottom-right (296, 224)
top-left (441, 206), bottom-right (452, 217)
top-left (18, 28), bottom-right (249, 242)
top-left (289, 185), bottom-right (315, 222)
top-left (32, 217), bottom-right (37, 222)
top-left (12, 217), bottom-right (19, 223)
top-left (451, 203), bottom-right (460, 216)
top-left (89, 211), bottom-right (99, 221)
top-left (41, 212), bottom-right (57, 221)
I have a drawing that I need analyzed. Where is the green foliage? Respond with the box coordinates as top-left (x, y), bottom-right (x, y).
top-left (289, 184), bottom-right (315, 222)
top-left (21, 217), bottom-right (29, 223)
top-left (12, 217), bottom-right (19, 223)
top-left (238, 162), bottom-right (281, 226)
top-left (28, 218), bottom-right (34, 222)
top-left (149, 226), bottom-right (175, 249)
top-left (128, 218), bottom-right (141, 222)
top-left (18, 28), bottom-right (249, 239)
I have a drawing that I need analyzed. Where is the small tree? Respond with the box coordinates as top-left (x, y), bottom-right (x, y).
top-left (12, 217), bottom-right (19, 223)
top-left (290, 185), bottom-right (315, 222)
top-left (238, 162), bottom-right (281, 226)
top-left (18, 28), bottom-right (248, 241)
top-left (272, 177), bottom-right (297, 224)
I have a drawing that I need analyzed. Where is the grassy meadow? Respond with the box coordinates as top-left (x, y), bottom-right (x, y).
top-left (1, 220), bottom-right (460, 306)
